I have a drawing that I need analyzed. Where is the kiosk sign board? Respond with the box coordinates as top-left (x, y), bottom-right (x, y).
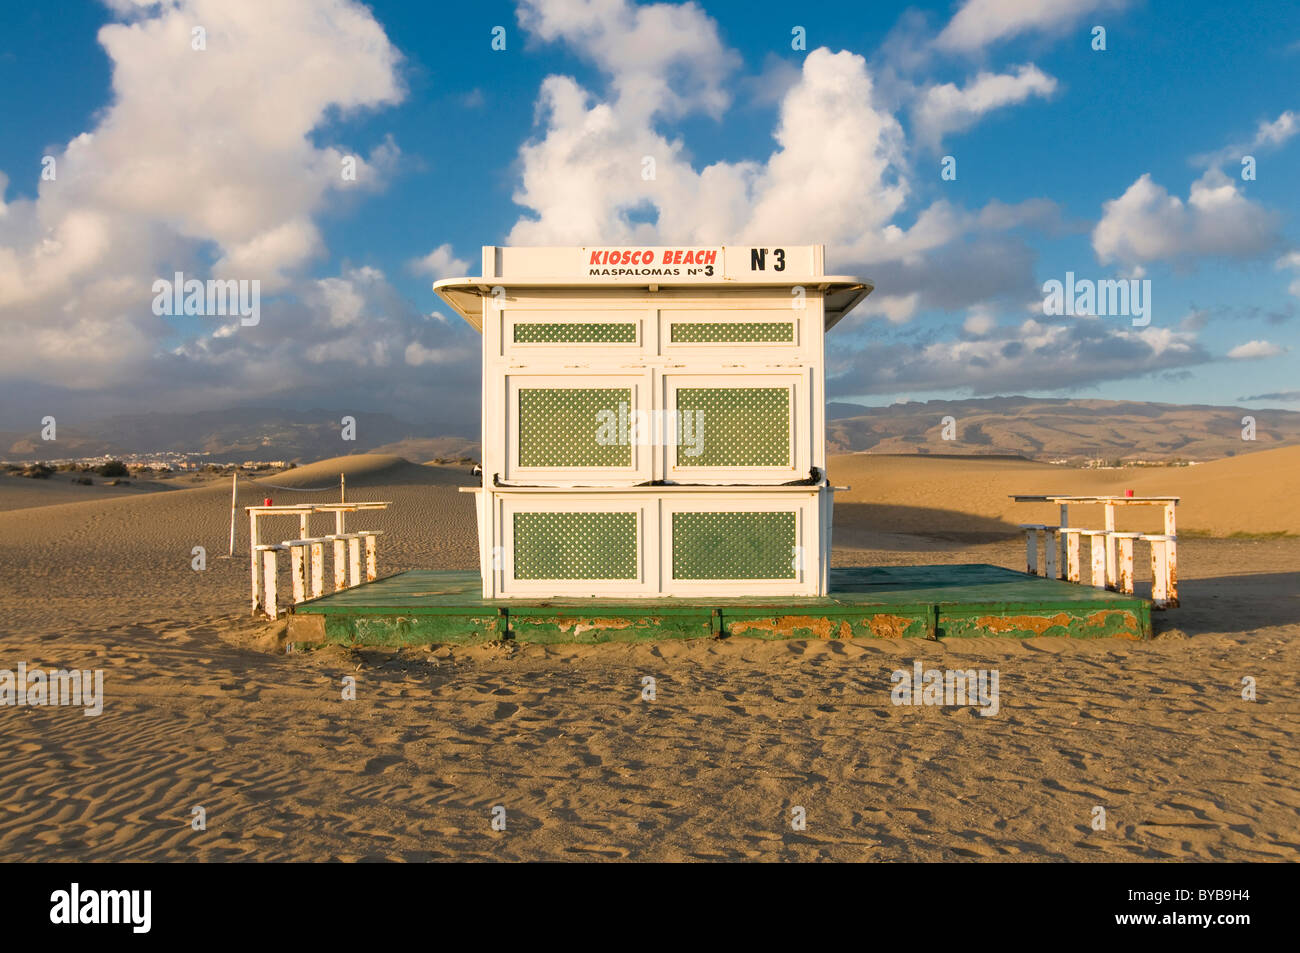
top-left (486, 245), bottom-right (822, 284)
top-left (582, 245), bottom-right (812, 281)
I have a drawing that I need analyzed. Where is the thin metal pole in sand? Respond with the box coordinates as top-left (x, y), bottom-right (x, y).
top-left (227, 471), bottom-right (238, 557)
top-left (338, 473), bottom-right (347, 536)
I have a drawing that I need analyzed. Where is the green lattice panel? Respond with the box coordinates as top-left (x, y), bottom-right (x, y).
top-left (514, 512), bottom-right (638, 580)
top-left (514, 322), bottom-right (637, 343)
top-left (670, 322), bottom-right (794, 343)
top-left (518, 387), bottom-right (632, 468)
top-left (672, 511), bottom-right (796, 580)
top-left (674, 387), bottom-right (790, 467)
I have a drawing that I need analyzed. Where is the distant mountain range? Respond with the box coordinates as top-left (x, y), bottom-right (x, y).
top-left (3, 397), bottom-right (1296, 464)
top-left (0, 408), bottom-right (479, 464)
top-left (826, 397), bottom-right (1300, 462)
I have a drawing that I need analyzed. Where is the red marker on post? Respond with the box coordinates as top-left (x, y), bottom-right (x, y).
top-left (264, 497), bottom-right (273, 506)
top-left (1125, 489), bottom-right (1134, 498)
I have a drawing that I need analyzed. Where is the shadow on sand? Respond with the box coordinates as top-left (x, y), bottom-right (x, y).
top-left (1151, 570), bottom-right (1300, 637)
top-left (833, 501), bottom-right (1021, 544)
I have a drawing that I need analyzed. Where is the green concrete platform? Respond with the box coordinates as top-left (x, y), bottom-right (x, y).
top-left (285, 565), bottom-right (1151, 646)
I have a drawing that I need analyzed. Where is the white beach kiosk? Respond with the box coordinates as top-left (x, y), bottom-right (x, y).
top-left (286, 244), bottom-right (1154, 644)
top-left (434, 245), bottom-right (873, 599)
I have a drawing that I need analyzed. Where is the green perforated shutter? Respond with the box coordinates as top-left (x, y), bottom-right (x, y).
top-left (514, 322), bottom-right (637, 343)
top-left (674, 387), bottom-right (790, 467)
top-left (670, 322), bottom-right (793, 343)
top-left (514, 512), bottom-right (638, 579)
top-left (672, 511), bottom-right (796, 579)
top-left (518, 387), bottom-right (632, 468)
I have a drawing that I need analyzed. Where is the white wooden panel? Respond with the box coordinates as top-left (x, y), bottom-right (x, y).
top-left (660, 308), bottom-right (803, 352)
top-left (661, 371), bottom-right (808, 484)
top-left (499, 372), bottom-right (653, 485)
top-left (500, 309), bottom-right (646, 359)
top-left (496, 496), bottom-right (656, 597)
top-left (659, 495), bottom-right (819, 597)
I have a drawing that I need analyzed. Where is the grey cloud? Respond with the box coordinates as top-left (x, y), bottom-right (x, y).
top-left (828, 317), bottom-right (1211, 397)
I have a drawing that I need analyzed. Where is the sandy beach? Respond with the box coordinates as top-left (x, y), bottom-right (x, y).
top-left (0, 452), bottom-right (1297, 861)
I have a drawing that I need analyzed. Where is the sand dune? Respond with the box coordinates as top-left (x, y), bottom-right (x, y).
top-left (830, 445), bottom-right (1300, 537)
top-left (254, 454), bottom-right (477, 492)
top-left (1125, 445), bottom-right (1300, 536)
top-left (0, 452), bottom-right (1296, 861)
top-left (2, 623), bottom-right (1296, 862)
top-left (0, 460), bottom-right (479, 632)
top-left (0, 473), bottom-right (174, 512)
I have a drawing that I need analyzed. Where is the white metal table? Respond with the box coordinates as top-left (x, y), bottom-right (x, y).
top-left (1011, 494), bottom-right (1179, 607)
top-left (246, 502), bottom-right (391, 614)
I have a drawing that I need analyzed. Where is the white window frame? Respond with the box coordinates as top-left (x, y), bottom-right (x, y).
top-left (502, 309), bottom-right (646, 357)
top-left (496, 495), bottom-right (656, 597)
top-left (662, 371), bottom-right (806, 484)
top-left (502, 372), bottom-right (654, 485)
top-left (660, 308), bottom-right (802, 353)
top-left (660, 494), bottom-right (818, 597)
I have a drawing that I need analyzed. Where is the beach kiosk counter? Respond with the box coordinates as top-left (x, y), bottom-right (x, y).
top-left (434, 245), bottom-right (872, 599)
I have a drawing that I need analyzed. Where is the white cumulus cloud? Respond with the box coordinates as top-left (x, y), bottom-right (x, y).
top-left (1227, 340), bottom-right (1284, 360)
top-left (1277, 251), bottom-right (1300, 298)
top-left (0, 0), bottom-right (404, 389)
top-left (912, 65), bottom-right (1058, 150)
top-left (1092, 169), bottom-right (1280, 267)
top-left (409, 244), bottom-right (471, 279)
top-left (508, 0), bottom-right (910, 256)
top-left (936, 0), bottom-right (1130, 53)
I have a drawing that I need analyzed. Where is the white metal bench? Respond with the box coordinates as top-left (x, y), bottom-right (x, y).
top-left (1140, 534), bottom-right (1176, 608)
top-left (331, 531), bottom-right (383, 588)
top-left (246, 502), bottom-right (390, 617)
top-left (254, 543), bottom-right (289, 619)
top-left (1078, 529), bottom-right (1109, 589)
top-left (1012, 494), bottom-right (1180, 607)
top-left (1110, 531), bottom-right (1142, 594)
top-left (1018, 523), bottom-right (1061, 579)
top-left (254, 531), bottom-right (386, 618)
top-left (1059, 527), bottom-right (1084, 583)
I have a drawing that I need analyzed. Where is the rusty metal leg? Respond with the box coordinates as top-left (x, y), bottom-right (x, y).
top-left (261, 548), bottom-right (278, 619)
top-left (1118, 536), bottom-right (1134, 594)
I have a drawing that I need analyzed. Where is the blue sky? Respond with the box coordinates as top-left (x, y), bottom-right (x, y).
top-left (0, 0), bottom-right (1297, 436)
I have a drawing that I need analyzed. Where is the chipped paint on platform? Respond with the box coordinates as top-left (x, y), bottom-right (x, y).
top-left (727, 615), bottom-right (840, 640)
top-left (976, 612), bottom-right (1076, 636)
top-left (959, 609), bottom-right (1143, 640)
top-left (294, 606), bottom-right (1145, 645)
top-left (867, 613), bottom-right (926, 639)
top-left (320, 614), bottom-right (505, 646)
top-left (509, 614), bottom-right (708, 644)
top-left (1086, 610), bottom-right (1144, 639)
top-left (545, 615), bottom-right (640, 637)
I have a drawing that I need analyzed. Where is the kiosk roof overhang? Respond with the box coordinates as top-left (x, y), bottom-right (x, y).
top-left (432, 245), bottom-right (873, 333)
